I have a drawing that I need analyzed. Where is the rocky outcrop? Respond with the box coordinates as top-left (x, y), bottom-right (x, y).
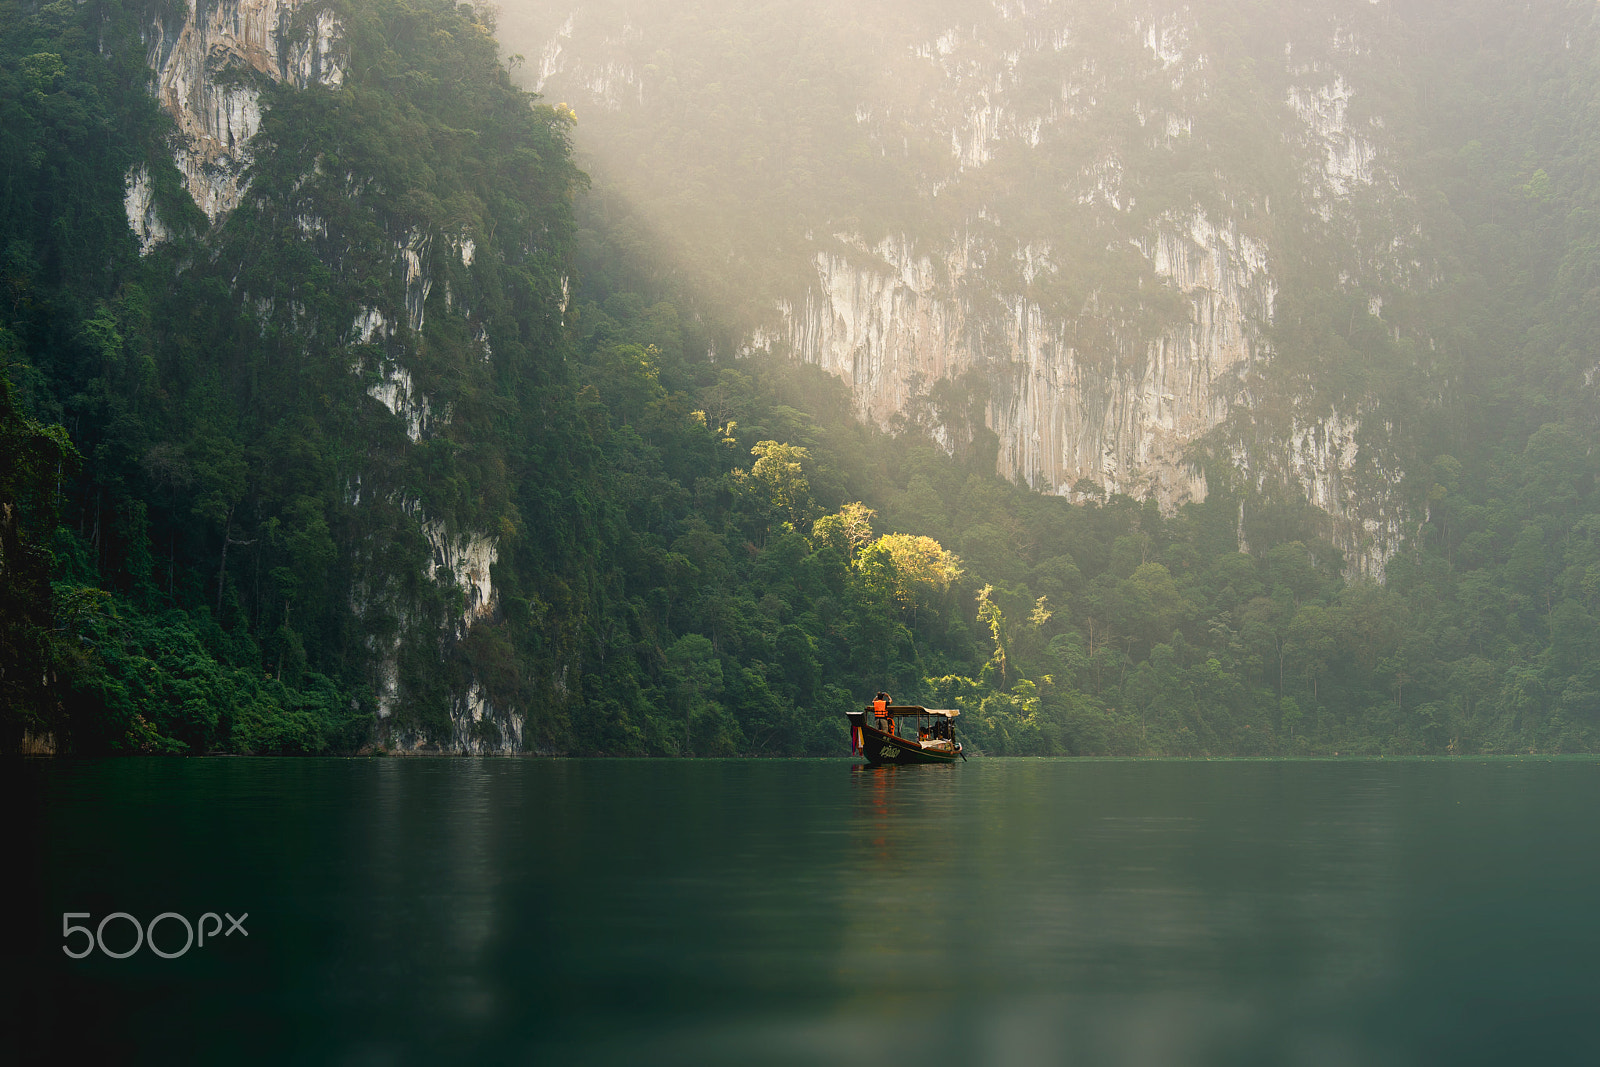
top-left (380, 684), bottom-right (523, 754)
top-left (363, 508), bottom-right (503, 748)
top-left (366, 364), bottom-right (434, 442)
top-left (765, 210), bottom-right (1276, 511)
top-left (1217, 402), bottom-right (1411, 581)
top-left (135, 0), bottom-right (346, 233)
top-left (1002, 210), bottom-right (1273, 507)
top-left (421, 519), bottom-right (499, 637)
top-left (772, 234), bottom-right (970, 426)
top-left (123, 165), bottom-right (168, 254)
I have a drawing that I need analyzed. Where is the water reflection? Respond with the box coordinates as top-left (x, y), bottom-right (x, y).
top-left (25, 757), bottom-right (1600, 1064)
top-left (366, 761), bottom-right (499, 1022)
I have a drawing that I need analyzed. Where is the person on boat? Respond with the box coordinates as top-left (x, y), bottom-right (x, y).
top-left (874, 692), bottom-right (894, 736)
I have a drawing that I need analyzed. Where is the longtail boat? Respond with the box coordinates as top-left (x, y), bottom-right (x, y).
top-left (846, 694), bottom-right (965, 764)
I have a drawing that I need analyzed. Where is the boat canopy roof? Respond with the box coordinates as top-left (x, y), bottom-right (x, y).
top-left (868, 704), bottom-right (961, 718)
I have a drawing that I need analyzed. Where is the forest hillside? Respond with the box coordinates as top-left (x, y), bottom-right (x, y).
top-left (4, 0), bottom-right (1600, 756)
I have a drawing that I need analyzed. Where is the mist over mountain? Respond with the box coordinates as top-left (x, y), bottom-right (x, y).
top-left (503, 0), bottom-right (1599, 576)
top-left (4, 0), bottom-right (1600, 757)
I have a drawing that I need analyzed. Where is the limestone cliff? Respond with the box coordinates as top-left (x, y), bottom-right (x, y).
top-left (513, 0), bottom-right (1426, 576)
top-left (769, 211), bottom-right (1275, 513)
top-left (140, 0), bottom-right (345, 225)
top-left (129, 0), bottom-right (515, 751)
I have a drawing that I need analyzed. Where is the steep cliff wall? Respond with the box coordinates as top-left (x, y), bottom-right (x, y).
top-left (515, 0), bottom-right (1425, 576)
top-left (129, 0), bottom-right (518, 752)
top-left (139, 0), bottom-right (345, 225)
top-left (768, 210), bottom-right (1275, 511)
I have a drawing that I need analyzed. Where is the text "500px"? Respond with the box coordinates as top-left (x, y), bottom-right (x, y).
top-left (62, 911), bottom-right (248, 959)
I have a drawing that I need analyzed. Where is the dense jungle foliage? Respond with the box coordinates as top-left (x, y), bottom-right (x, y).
top-left (4, 0), bottom-right (1600, 755)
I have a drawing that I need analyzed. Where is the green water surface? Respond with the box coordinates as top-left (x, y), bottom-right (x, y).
top-left (10, 757), bottom-right (1600, 1064)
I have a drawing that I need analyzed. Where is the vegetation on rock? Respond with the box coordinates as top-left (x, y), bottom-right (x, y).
top-left (5, 0), bottom-right (1600, 755)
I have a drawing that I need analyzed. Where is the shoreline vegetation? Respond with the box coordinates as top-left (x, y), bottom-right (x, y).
top-left (12, 746), bottom-right (1594, 761)
top-left (7, 1), bottom-right (1600, 759)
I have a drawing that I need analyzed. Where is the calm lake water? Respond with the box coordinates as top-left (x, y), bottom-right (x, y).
top-left (10, 757), bottom-right (1600, 1064)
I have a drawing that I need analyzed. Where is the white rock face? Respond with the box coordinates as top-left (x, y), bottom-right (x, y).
top-left (354, 227), bottom-right (448, 440)
top-left (775, 234), bottom-right (967, 422)
top-left (400, 228), bottom-right (433, 333)
top-left (366, 510), bottom-right (503, 747)
top-left (123, 165), bottom-right (169, 254)
top-left (352, 306), bottom-right (389, 344)
top-left (766, 210), bottom-right (1274, 510)
top-left (523, 2), bottom-right (1418, 577)
top-left (1234, 408), bottom-right (1408, 581)
top-left (1292, 412), bottom-right (1407, 582)
top-left (1287, 75), bottom-right (1378, 205)
top-left (384, 683), bottom-right (525, 754)
top-left (533, 11), bottom-right (641, 109)
top-left (422, 519), bottom-right (499, 635)
top-left (367, 365), bottom-right (432, 442)
top-left (363, 504), bottom-right (501, 735)
top-left (135, 0), bottom-right (346, 236)
top-left (1142, 15), bottom-right (1190, 70)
